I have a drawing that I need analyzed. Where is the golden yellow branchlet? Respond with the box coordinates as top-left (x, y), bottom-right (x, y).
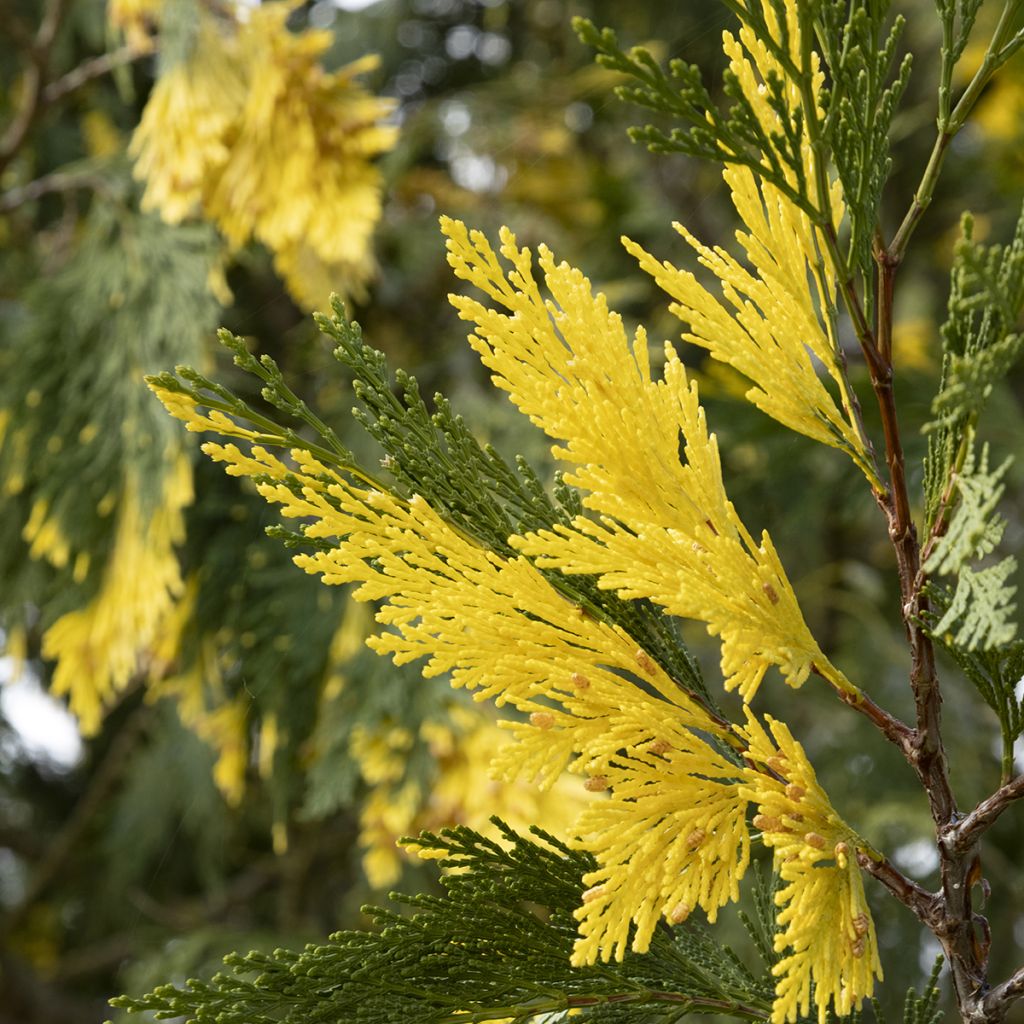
top-left (148, 392), bottom-right (756, 965)
top-left (568, 723), bottom-right (749, 965)
top-left (741, 713), bottom-right (882, 1024)
top-left (442, 218), bottom-right (856, 702)
top-left (130, 3), bottom-right (397, 309)
top-left (624, 3), bottom-right (880, 488)
top-left (40, 456), bottom-right (192, 735)
top-left (148, 385), bottom-right (266, 441)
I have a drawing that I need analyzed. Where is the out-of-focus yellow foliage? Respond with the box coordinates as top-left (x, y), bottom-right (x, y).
top-left (106, 0), bottom-right (160, 51)
top-left (129, 3), bottom-right (397, 309)
top-left (358, 706), bottom-right (590, 890)
top-left (40, 453), bottom-right (192, 735)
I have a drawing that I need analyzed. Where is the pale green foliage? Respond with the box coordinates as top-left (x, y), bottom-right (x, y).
top-left (921, 207), bottom-right (1024, 652)
top-left (930, 605), bottom-right (1024, 774)
top-left (814, 1), bottom-right (911, 277)
top-left (926, 440), bottom-right (1011, 577)
top-left (924, 207), bottom-right (1024, 523)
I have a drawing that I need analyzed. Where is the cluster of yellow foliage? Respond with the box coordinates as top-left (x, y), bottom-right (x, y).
top-left (153, 198), bottom-right (880, 1021)
top-left (144, 2), bottom-right (889, 1022)
top-left (126, 2), bottom-right (396, 309)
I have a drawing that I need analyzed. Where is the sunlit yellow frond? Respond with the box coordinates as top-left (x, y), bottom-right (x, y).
top-left (441, 218), bottom-right (856, 702)
top-left (624, 4), bottom-right (880, 488)
top-left (188, 428), bottom-right (756, 960)
top-left (740, 712), bottom-right (882, 1024)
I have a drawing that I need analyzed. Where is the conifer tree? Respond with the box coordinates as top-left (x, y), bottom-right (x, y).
top-left (3, 1), bottom-right (1024, 1023)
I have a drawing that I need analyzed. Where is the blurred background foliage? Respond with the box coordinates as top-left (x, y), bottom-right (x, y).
top-left (0, 1), bottom-right (1022, 1022)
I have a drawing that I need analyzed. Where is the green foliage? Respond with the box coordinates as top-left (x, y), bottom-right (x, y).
top-left (814, 2), bottom-right (912, 277)
top-left (100, 706), bottom-right (228, 901)
top-left (925, 207), bottom-right (1024, 446)
top-left (572, 14), bottom-right (818, 218)
top-left (926, 440), bottom-right (1011, 578)
top-left (111, 821), bottom-right (775, 1024)
top-left (934, 0), bottom-right (985, 125)
top-left (921, 206), bottom-right (1024, 652)
top-left (929, 559), bottom-right (1017, 651)
top-left (870, 956), bottom-right (945, 1024)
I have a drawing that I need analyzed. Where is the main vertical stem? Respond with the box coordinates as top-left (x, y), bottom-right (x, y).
top-left (873, 244), bottom-right (993, 1020)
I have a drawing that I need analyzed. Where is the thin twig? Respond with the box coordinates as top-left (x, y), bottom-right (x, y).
top-left (826, 671), bottom-right (916, 758)
top-left (856, 850), bottom-right (942, 927)
top-left (43, 43), bottom-right (150, 104)
top-left (947, 775), bottom-right (1024, 853)
top-left (0, 170), bottom-right (112, 212)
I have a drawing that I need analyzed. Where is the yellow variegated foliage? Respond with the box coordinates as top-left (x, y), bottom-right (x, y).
top-left (151, 204), bottom-right (881, 1015)
top-left (622, 4), bottom-right (880, 488)
top-left (442, 219), bottom-right (857, 702)
top-left (741, 713), bottom-right (882, 1024)
top-left (40, 455), bottom-right (192, 735)
top-left (130, 3), bottom-right (397, 309)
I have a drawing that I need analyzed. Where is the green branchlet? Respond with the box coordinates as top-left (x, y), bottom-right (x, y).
top-left (111, 821), bottom-right (775, 1024)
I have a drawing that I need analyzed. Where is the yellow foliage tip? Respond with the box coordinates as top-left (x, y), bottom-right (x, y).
top-left (740, 712), bottom-right (882, 1024)
top-left (148, 382), bottom-right (263, 441)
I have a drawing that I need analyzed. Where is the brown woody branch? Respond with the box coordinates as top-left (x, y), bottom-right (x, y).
top-left (947, 774), bottom-right (1024, 854)
top-left (856, 849), bottom-right (942, 927)
top-left (831, 680), bottom-right (916, 758)
top-left (980, 965), bottom-right (1024, 1023)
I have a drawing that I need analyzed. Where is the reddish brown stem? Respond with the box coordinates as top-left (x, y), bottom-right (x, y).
top-left (856, 850), bottom-right (942, 928)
